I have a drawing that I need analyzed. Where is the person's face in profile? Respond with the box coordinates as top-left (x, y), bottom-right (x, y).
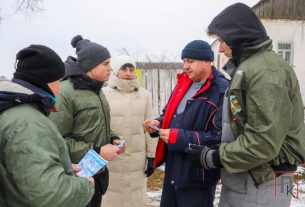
top-left (183, 58), bottom-right (211, 83)
top-left (86, 58), bottom-right (112, 82)
top-left (217, 36), bottom-right (232, 58)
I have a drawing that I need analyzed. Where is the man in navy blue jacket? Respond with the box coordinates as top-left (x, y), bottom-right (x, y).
top-left (144, 40), bottom-right (229, 207)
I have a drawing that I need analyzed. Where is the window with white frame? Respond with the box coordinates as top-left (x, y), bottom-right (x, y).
top-left (277, 42), bottom-right (292, 65)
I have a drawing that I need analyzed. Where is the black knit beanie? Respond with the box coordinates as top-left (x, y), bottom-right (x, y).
top-left (181, 40), bottom-right (214, 61)
top-left (13, 44), bottom-right (65, 96)
top-left (71, 35), bottom-right (111, 73)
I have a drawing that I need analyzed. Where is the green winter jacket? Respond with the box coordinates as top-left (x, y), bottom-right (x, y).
top-left (50, 79), bottom-right (115, 163)
top-left (0, 78), bottom-right (94, 207)
top-left (219, 40), bottom-right (305, 185)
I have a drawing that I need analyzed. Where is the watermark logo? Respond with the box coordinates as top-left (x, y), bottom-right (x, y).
top-left (274, 171), bottom-right (299, 199)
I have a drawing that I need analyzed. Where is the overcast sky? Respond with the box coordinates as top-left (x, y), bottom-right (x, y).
top-left (0, 0), bottom-right (258, 78)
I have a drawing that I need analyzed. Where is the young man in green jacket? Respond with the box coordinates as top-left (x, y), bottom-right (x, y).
top-left (0, 45), bottom-right (94, 207)
top-left (186, 3), bottom-right (305, 206)
top-left (50, 35), bottom-right (125, 207)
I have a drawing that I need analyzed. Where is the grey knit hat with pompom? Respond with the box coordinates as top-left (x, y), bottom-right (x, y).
top-left (71, 35), bottom-right (111, 73)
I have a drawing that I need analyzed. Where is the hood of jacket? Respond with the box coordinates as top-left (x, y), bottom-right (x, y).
top-left (208, 3), bottom-right (269, 66)
top-left (63, 56), bottom-right (84, 80)
top-left (63, 56), bottom-right (104, 94)
top-left (0, 77), bottom-right (55, 115)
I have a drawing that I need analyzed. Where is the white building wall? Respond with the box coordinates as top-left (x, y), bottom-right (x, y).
top-left (211, 19), bottom-right (305, 105)
top-left (262, 19), bottom-right (305, 104)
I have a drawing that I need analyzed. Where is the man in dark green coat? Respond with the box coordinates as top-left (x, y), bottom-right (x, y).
top-left (185, 3), bottom-right (305, 207)
top-left (0, 45), bottom-right (94, 207)
top-left (50, 35), bottom-right (125, 207)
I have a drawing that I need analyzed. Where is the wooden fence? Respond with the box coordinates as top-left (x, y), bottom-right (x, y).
top-left (139, 68), bottom-right (183, 116)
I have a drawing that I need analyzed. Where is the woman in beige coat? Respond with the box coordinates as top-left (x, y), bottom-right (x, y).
top-left (102, 55), bottom-right (157, 207)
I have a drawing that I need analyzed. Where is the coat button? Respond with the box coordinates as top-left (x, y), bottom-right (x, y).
top-left (171, 180), bottom-right (175, 185)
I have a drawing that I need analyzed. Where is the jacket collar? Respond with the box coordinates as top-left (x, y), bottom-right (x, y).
top-left (0, 78), bottom-right (56, 115)
top-left (192, 68), bottom-right (214, 98)
top-left (176, 66), bottom-right (215, 98)
top-left (162, 66), bottom-right (216, 129)
top-left (69, 75), bottom-right (104, 95)
top-left (222, 59), bottom-right (236, 78)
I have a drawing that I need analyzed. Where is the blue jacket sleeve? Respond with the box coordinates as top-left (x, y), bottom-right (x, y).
top-left (167, 98), bottom-right (223, 152)
top-left (155, 113), bottom-right (164, 125)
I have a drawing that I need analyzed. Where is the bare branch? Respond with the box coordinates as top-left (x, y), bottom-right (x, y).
top-left (144, 53), bottom-right (152, 62)
top-left (116, 47), bottom-right (130, 56)
top-left (115, 47), bottom-right (180, 64)
top-left (15, 0), bottom-right (44, 17)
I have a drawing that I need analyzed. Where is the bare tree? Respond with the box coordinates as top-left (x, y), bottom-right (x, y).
top-left (145, 52), bottom-right (179, 63)
top-left (116, 47), bottom-right (147, 62)
top-left (144, 53), bottom-right (152, 62)
top-left (117, 47), bottom-right (130, 56)
top-left (15, 0), bottom-right (44, 16)
top-left (0, 1), bottom-right (44, 25)
top-left (116, 47), bottom-right (180, 64)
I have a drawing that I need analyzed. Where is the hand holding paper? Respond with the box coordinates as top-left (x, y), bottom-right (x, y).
top-left (143, 119), bottom-right (161, 133)
top-left (76, 150), bottom-right (109, 178)
top-left (148, 124), bottom-right (161, 132)
top-left (112, 139), bottom-right (126, 154)
top-left (100, 143), bottom-right (120, 161)
top-left (116, 139), bottom-right (125, 148)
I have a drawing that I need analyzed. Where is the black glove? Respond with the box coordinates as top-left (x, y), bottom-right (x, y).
top-left (185, 144), bottom-right (222, 169)
top-left (149, 132), bottom-right (159, 138)
top-left (144, 157), bottom-right (155, 177)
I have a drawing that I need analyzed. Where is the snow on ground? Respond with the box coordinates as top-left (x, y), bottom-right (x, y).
top-left (146, 191), bottom-right (161, 207)
top-left (292, 166), bottom-right (305, 206)
top-left (146, 184), bottom-right (305, 207)
top-left (146, 166), bottom-right (305, 207)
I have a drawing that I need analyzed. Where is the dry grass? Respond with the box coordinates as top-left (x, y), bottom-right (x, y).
top-left (147, 168), bottom-right (164, 191)
top-left (145, 169), bottom-right (164, 207)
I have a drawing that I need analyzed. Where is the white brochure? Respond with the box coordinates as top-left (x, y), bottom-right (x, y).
top-left (76, 149), bottom-right (108, 178)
